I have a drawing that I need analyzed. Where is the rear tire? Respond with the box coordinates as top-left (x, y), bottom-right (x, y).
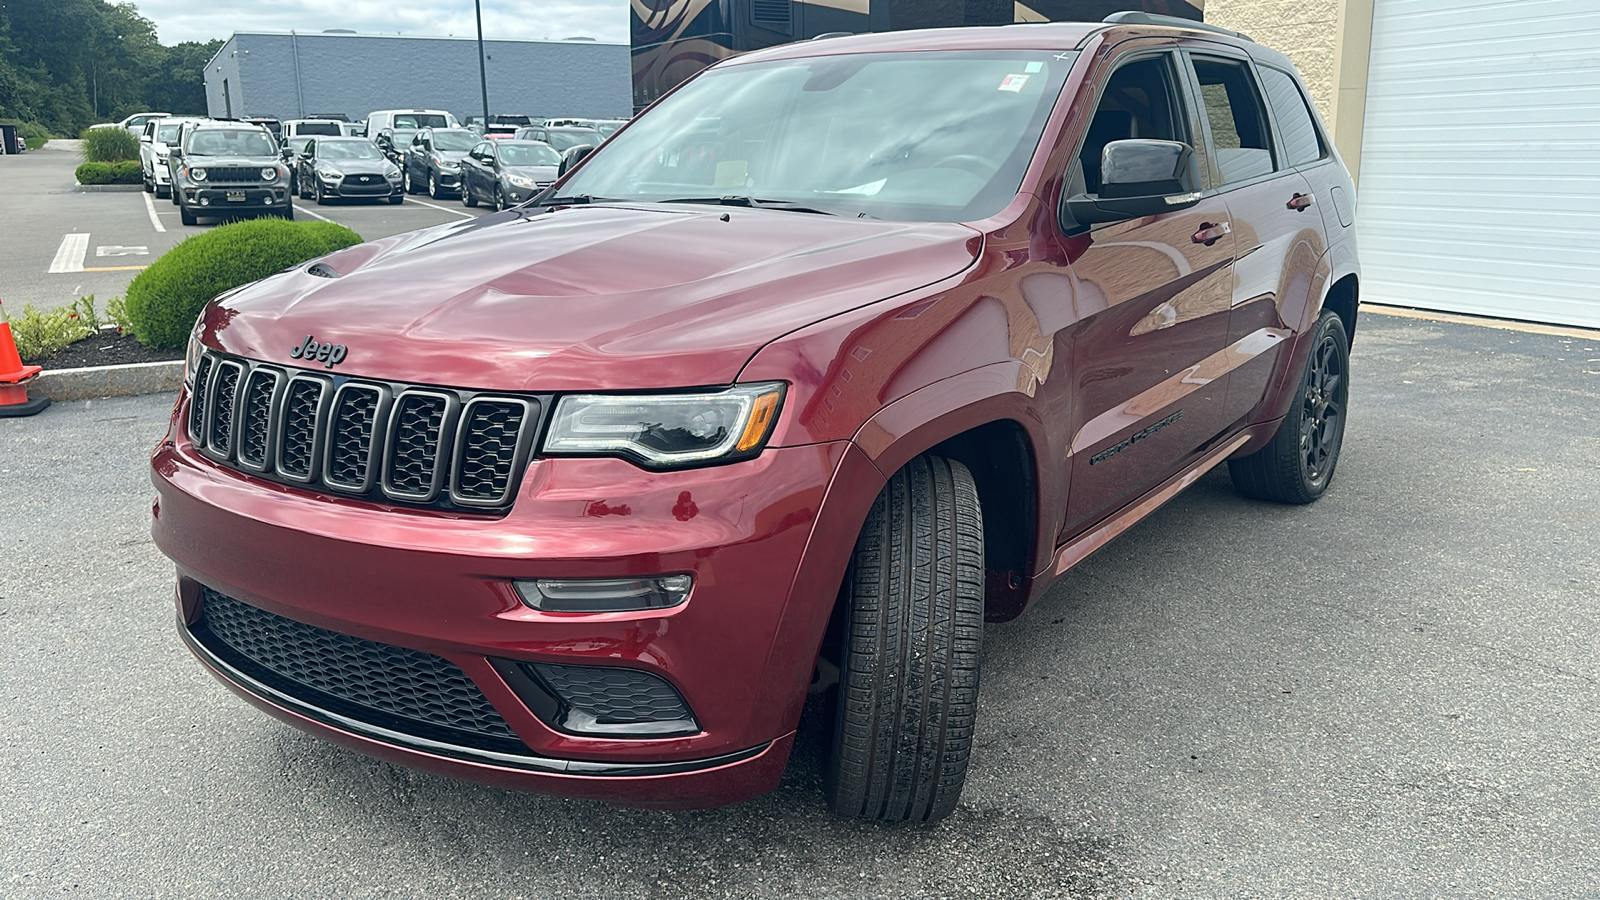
top-left (824, 454), bottom-right (984, 824)
top-left (1228, 308), bottom-right (1350, 504)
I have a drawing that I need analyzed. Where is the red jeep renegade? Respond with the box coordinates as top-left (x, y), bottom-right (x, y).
top-left (152, 14), bottom-right (1359, 823)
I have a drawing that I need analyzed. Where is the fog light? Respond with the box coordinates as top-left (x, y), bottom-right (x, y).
top-left (491, 659), bottom-right (699, 737)
top-left (263, 196), bottom-right (274, 204)
top-left (199, 197), bottom-right (210, 206)
top-left (513, 575), bottom-right (692, 613)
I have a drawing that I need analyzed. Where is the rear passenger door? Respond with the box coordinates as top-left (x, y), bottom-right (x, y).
top-left (1182, 48), bottom-right (1327, 425)
top-left (1059, 48), bottom-right (1239, 539)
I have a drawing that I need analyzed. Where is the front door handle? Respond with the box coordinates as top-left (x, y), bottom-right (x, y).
top-left (1288, 192), bottom-right (1316, 211)
top-left (1192, 221), bottom-right (1231, 246)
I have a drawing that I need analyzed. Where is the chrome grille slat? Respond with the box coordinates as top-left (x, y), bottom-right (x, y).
top-left (187, 352), bottom-right (540, 513)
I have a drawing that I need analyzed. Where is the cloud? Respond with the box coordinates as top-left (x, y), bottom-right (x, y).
top-left (136, 0), bottom-right (629, 45)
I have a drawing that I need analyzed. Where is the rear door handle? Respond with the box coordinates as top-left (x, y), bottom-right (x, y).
top-left (1192, 221), bottom-right (1231, 246)
top-left (1288, 192), bottom-right (1316, 211)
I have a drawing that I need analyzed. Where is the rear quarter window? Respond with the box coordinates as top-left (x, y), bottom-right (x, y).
top-left (1259, 66), bottom-right (1326, 168)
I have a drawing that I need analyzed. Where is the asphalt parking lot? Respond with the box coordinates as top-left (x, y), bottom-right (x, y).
top-left (3, 310), bottom-right (1597, 897)
top-left (0, 141), bottom-right (490, 312)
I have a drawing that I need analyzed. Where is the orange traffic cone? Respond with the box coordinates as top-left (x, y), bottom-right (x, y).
top-left (0, 297), bottom-right (50, 417)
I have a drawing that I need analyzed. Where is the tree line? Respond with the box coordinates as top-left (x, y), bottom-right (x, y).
top-left (0, 0), bottom-right (221, 135)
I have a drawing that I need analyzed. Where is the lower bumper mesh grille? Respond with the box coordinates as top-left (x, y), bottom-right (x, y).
top-left (193, 588), bottom-right (526, 753)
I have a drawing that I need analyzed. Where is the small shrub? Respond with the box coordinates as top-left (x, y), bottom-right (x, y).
top-left (106, 295), bottom-right (133, 332)
top-left (125, 219), bottom-right (364, 349)
top-left (76, 161), bottom-right (114, 184)
top-left (110, 160), bottom-right (142, 183)
top-left (8, 304), bottom-right (93, 364)
top-left (80, 126), bottom-right (140, 162)
top-left (69, 295), bottom-right (105, 331)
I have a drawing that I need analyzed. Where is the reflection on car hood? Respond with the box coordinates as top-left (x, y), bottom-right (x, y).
top-left (320, 159), bottom-right (392, 175)
top-left (503, 165), bottom-right (558, 181)
top-left (205, 204), bottom-right (982, 391)
top-left (186, 155), bottom-right (278, 167)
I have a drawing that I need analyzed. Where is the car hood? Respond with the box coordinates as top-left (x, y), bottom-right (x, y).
top-left (321, 159), bottom-right (393, 175)
top-left (203, 204), bottom-right (981, 392)
top-left (503, 165), bottom-right (557, 181)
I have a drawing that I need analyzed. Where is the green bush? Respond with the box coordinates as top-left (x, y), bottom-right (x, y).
top-left (76, 161), bottom-right (114, 184)
top-left (80, 125), bottom-right (140, 162)
top-left (125, 219), bottom-right (364, 349)
top-left (75, 161), bottom-right (139, 184)
top-left (8, 303), bottom-right (93, 364)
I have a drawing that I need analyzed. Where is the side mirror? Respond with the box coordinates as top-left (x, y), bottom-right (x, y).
top-left (558, 144), bottom-right (595, 176)
top-left (140, 133), bottom-right (152, 143)
top-left (1062, 139), bottom-right (1202, 229)
top-left (169, 148), bottom-right (183, 160)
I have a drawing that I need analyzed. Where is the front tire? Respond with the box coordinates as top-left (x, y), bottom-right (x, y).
top-left (824, 454), bottom-right (984, 824)
top-left (179, 204), bottom-right (198, 226)
top-left (313, 180), bottom-right (326, 205)
top-left (462, 182), bottom-right (477, 207)
top-left (403, 168), bottom-right (420, 195)
top-left (428, 172), bottom-right (444, 199)
top-left (1228, 308), bottom-right (1350, 503)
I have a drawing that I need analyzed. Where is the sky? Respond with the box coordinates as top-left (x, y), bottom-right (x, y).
top-left (135, 0), bottom-right (630, 46)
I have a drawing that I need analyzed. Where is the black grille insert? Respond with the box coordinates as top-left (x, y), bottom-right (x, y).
top-left (195, 588), bottom-right (526, 753)
top-left (529, 662), bottom-right (698, 737)
top-left (186, 352), bottom-right (542, 512)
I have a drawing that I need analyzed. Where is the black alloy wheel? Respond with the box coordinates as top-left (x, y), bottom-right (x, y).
top-left (1228, 309), bottom-right (1350, 504)
top-left (494, 185), bottom-right (506, 211)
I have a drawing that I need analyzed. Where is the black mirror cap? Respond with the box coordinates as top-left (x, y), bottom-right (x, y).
top-left (558, 144), bottom-right (595, 177)
top-left (1099, 139), bottom-right (1199, 199)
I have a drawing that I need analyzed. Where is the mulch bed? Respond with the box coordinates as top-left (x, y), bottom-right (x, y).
top-left (36, 328), bottom-right (183, 369)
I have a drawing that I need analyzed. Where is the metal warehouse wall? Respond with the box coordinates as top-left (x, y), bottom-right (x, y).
top-left (204, 33), bottom-right (631, 123)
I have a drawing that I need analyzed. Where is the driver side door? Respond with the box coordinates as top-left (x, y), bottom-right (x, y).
top-left (1056, 48), bottom-right (1239, 539)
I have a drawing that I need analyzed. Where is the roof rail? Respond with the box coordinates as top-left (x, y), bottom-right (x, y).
top-left (1101, 11), bottom-right (1253, 43)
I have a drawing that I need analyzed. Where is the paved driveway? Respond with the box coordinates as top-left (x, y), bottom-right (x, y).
top-left (2, 312), bottom-right (1597, 898)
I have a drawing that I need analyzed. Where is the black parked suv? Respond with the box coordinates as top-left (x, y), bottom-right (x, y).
top-left (170, 122), bottom-right (293, 226)
top-left (401, 127), bottom-right (478, 198)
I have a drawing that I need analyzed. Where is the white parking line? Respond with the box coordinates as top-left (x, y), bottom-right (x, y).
top-left (295, 205), bottom-right (337, 223)
top-left (404, 197), bottom-right (476, 219)
top-left (48, 233), bottom-right (90, 273)
top-left (142, 192), bottom-right (166, 233)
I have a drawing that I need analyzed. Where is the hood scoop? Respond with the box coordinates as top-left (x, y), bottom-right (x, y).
top-left (306, 262), bottom-right (341, 279)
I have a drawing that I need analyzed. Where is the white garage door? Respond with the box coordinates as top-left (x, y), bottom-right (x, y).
top-left (1357, 0), bottom-right (1600, 329)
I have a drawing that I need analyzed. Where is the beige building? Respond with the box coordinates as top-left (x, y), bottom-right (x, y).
top-left (1205, 0), bottom-right (1599, 329)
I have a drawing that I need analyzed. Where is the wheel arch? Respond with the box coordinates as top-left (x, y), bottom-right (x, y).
top-left (851, 360), bottom-right (1051, 622)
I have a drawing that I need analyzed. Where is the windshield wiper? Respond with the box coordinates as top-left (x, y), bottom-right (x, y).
top-left (657, 196), bottom-right (860, 217)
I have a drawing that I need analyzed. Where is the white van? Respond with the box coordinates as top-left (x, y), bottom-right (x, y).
top-left (364, 109), bottom-right (459, 137)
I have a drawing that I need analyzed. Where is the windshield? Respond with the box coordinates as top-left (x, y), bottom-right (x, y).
top-left (499, 143), bottom-right (561, 166)
top-left (297, 122), bottom-right (342, 136)
top-left (546, 129), bottom-right (602, 152)
top-left (394, 114), bottom-right (449, 129)
top-left (320, 141), bottom-right (383, 161)
top-left (156, 123), bottom-right (182, 143)
top-left (431, 130), bottom-right (478, 152)
top-left (562, 50), bottom-right (1074, 221)
top-left (186, 129), bottom-right (278, 157)
top-left (493, 115), bottom-right (531, 126)
top-left (389, 129), bottom-right (418, 146)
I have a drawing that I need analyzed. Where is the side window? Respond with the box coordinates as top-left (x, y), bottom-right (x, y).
top-left (1259, 66), bottom-right (1325, 168)
top-left (1077, 54), bottom-right (1189, 195)
top-left (1190, 57), bottom-right (1276, 185)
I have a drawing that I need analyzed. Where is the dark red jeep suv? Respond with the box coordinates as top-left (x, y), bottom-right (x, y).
top-left (152, 14), bottom-right (1358, 823)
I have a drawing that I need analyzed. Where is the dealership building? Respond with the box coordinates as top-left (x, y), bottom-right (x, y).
top-left (1206, 0), bottom-right (1598, 329)
top-left (202, 31), bottom-right (631, 127)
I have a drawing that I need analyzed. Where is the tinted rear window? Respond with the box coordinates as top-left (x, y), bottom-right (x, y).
top-left (1259, 67), bottom-right (1326, 168)
top-left (298, 122), bottom-right (343, 136)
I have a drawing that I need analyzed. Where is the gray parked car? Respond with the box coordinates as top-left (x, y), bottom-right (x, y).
top-left (401, 127), bottom-right (478, 198)
top-left (459, 139), bottom-right (560, 210)
top-left (169, 122), bottom-right (292, 226)
top-left (293, 137), bottom-right (404, 204)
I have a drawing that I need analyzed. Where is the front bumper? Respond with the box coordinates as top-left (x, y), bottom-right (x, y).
top-left (322, 175), bottom-right (401, 198)
top-left (184, 185), bottom-right (289, 210)
top-left (151, 393), bottom-right (882, 808)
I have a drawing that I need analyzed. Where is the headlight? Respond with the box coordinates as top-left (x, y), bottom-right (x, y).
top-left (317, 168), bottom-right (342, 181)
top-left (436, 159), bottom-right (459, 171)
top-left (188, 167), bottom-right (206, 181)
top-left (507, 174), bottom-right (536, 188)
top-left (543, 383), bottom-right (784, 469)
top-left (384, 165), bottom-right (401, 178)
top-left (260, 167), bottom-right (278, 181)
top-left (183, 330), bottom-right (204, 388)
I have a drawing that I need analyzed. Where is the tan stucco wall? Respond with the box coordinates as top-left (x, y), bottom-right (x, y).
top-left (1204, 0), bottom-right (1341, 121)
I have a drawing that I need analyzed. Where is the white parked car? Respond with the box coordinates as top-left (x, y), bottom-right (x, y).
top-left (91, 112), bottom-right (171, 134)
top-left (140, 117), bottom-right (204, 199)
top-left (363, 109), bottom-right (458, 137)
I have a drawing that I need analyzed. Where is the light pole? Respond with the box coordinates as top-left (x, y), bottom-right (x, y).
top-left (474, 0), bottom-right (490, 128)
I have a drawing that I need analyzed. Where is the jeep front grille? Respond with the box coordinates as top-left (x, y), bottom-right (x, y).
top-left (206, 166), bottom-right (269, 184)
top-left (188, 352), bottom-right (542, 512)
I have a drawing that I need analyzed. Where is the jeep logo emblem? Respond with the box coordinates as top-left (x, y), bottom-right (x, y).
top-left (289, 335), bottom-right (348, 368)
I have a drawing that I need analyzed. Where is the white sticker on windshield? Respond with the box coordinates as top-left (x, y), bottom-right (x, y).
top-left (1025, 61), bottom-right (1044, 73)
top-left (998, 74), bottom-right (1030, 92)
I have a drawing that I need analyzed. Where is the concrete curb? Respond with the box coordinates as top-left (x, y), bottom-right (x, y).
top-left (31, 360), bottom-right (182, 401)
top-left (74, 183), bottom-right (145, 192)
